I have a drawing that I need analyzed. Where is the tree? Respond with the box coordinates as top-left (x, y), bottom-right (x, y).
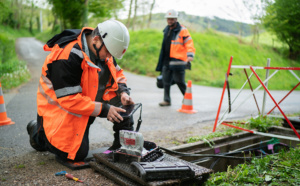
top-left (147, 0), bottom-right (155, 28)
top-left (126, 0), bottom-right (133, 27)
top-left (47, 0), bottom-right (84, 29)
top-left (243, 0), bottom-right (267, 46)
top-left (132, 0), bottom-right (138, 30)
top-left (88, 0), bottom-right (124, 19)
top-left (262, 0), bottom-right (300, 60)
top-left (47, 0), bottom-right (124, 30)
top-left (1, 0), bottom-right (40, 31)
top-left (0, 0), bottom-right (11, 25)
top-left (29, 0), bottom-right (38, 33)
top-left (218, 0), bottom-right (248, 40)
top-left (82, 0), bottom-right (88, 27)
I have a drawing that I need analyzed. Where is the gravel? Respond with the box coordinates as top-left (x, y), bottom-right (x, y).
top-left (0, 122), bottom-right (214, 185)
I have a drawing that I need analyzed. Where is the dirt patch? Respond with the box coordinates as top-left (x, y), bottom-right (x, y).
top-left (0, 151), bottom-right (115, 185)
top-left (142, 121), bottom-right (214, 148)
top-left (0, 123), bottom-right (214, 185)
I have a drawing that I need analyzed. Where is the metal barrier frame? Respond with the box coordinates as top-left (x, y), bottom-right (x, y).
top-left (213, 56), bottom-right (300, 140)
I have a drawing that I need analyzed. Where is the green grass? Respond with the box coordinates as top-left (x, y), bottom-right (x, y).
top-left (119, 29), bottom-right (300, 90)
top-left (35, 28), bottom-right (60, 44)
top-left (38, 161), bottom-right (46, 165)
top-left (187, 127), bottom-right (240, 144)
top-left (2, 25), bottom-right (300, 92)
top-left (0, 25), bottom-right (31, 90)
top-left (205, 145), bottom-right (300, 185)
top-left (244, 31), bottom-right (289, 49)
top-left (187, 116), bottom-right (283, 144)
top-left (14, 164), bottom-right (25, 169)
top-left (186, 115), bottom-right (298, 185)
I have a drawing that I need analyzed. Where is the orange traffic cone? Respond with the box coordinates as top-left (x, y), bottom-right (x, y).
top-left (0, 83), bottom-right (14, 126)
top-left (177, 80), bottom-right (197, 114)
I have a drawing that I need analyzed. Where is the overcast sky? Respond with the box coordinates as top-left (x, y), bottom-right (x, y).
top-left (36, 0), bottom-right (261, 24)
top-left (121, 0), bottom-right (261, 24)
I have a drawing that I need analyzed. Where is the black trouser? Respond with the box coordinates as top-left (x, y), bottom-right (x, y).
top-left (33, 105), bottom-right (134, 161)
top-left (162, 66), bottom-right (186, 103)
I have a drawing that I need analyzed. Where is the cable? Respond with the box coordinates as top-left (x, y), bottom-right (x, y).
top-left (159, 146), bottom-right (254, 160)
top-left (159, 141), bottom-right (291, 161)
top-left (162, 140), bottom-right (271, 161)
top-left (209, 158), bottom-right (221, 169)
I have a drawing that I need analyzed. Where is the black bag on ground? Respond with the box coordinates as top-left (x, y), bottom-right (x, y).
top-left (156, 75), bottom-right (177, 89)
top-left (156, 75), bottom-right (164, 89)
top-left (185, 61), bottom-right (191, 70)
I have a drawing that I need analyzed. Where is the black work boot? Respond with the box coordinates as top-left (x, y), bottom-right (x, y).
top-left (108, 131), bottom-right (121, 151)
top-left (27, 120), bottom-right (46, 151)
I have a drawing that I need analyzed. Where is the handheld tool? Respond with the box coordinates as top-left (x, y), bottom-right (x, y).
top-left (65, 173), bottom-right (84, 183)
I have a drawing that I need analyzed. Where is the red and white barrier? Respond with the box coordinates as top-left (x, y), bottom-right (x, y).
top-left (213, 57), bottom-right (300, 140)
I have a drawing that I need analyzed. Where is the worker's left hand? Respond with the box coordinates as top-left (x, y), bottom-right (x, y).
top-left (120, 92), bottom-right (134, 105)
top-left (187, 57), bottom-right (194, 62)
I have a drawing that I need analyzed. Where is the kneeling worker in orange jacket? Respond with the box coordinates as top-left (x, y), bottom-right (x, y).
top-left (27, 20), bottom-right (134, 161)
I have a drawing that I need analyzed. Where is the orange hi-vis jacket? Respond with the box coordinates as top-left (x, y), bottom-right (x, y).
top-left (37, 27), bottom-right (127, 160)
top-left (156, 22), bottom-right (195, 71)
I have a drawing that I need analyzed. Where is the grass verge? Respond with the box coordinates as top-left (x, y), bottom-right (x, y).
top-left (186, 115), bottom-right (283, 144)
top-left (205, 145), bottom-right (300, 185)
top-left (186, 115), bottom-right (300, 185)
top-left (0, 26), bottom-right (31, 91)
top-left (33, 28), bottom-right (300, 91)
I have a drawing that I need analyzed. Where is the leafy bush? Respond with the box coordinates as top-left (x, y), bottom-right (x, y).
top-left (0, 26), bottom-right (31, 90)
top-left (0, 60), bottom-right (30, 89)
top-left (249, 116), bottom-right (282, 132)
top-left (206, 145), bottom-right (300, 185)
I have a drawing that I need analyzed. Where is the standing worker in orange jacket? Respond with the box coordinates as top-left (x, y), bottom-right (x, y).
top-left (156, 9), bottom-right (195, 106)
top-left (27, 20), bottom-right (134, 161)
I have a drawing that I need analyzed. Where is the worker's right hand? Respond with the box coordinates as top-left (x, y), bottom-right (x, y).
top-left (107, 106), bottom-right (126, 123)
top-left (187, 57), bottom-right (194, 62)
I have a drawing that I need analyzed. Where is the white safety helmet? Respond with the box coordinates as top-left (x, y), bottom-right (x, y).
top-left (165, 9), bottom-right (178, 18)
top-left (97, 20), bottom-right (130, 59)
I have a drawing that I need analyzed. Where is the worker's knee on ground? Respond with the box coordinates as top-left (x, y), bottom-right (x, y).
top-left (74, 150), bottom-right (89, 162)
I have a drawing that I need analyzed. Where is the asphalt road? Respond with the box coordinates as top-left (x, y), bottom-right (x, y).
top-left (1, 37), bottom-right (299, 160)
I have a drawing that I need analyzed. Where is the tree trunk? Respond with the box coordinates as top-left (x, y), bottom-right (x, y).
top-left (62, 19), bottom-right (66, 31)
top-left (29, 0), bottom-right (34, 33)
top-left (132, 0), bottom-right (138, 31)
top-left (36, 16), bottom-right (40, 32)
top-left (147, 0), bottom-right (155, 28)
top-left (82, 0), bottom-right (88, 27)
top-left (126, 0), bottom-right (133, 28)
top-left (52, 16), bottom-right (58, 33)
top-left (13, 0), bottom-right (19, 29)
top-left (18, 0), bottom-right (23, 29)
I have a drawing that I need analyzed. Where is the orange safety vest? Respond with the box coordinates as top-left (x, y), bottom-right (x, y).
top-left (156, 22), bottom-right (195, 71)
top-left (37, 27), bottom-right (127, 160)
top-left (169, 25), bottom-right (195, 64)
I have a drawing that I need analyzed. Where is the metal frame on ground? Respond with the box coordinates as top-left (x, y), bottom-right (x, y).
top-left (213, 56), bottom-right (300, 141)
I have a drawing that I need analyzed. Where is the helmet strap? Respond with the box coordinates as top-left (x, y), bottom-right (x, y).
top-left (170, 21), bottom-right (177, 28)
top-left (93, 42), bottom-right (105, 62)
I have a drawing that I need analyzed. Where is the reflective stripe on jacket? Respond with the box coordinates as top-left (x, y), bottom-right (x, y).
top-left (37, 27), bottom-right (127, 160)
top-left (156, 22), bottom-right (195, 71)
